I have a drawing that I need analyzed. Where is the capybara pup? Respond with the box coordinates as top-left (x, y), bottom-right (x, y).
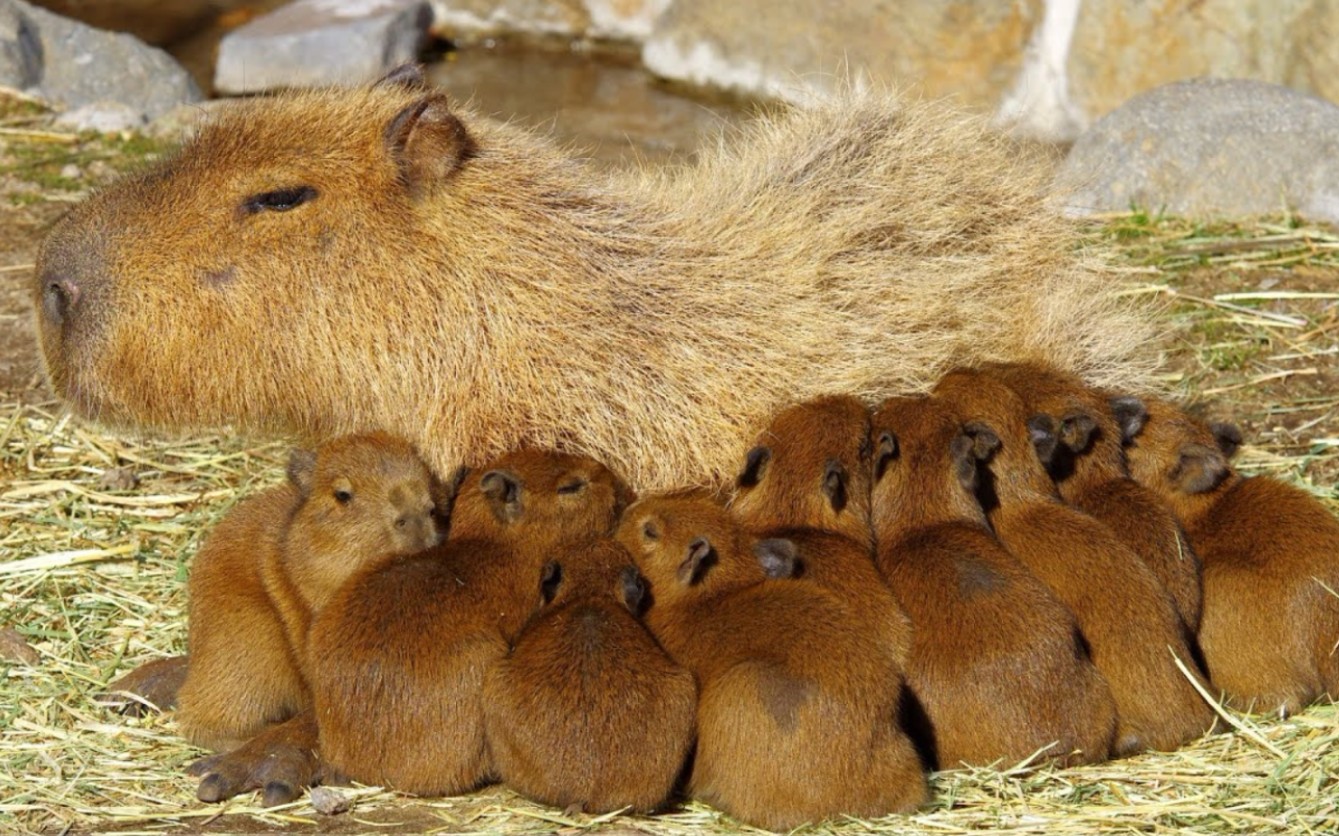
top-left (307, 450), bottom-right (631, 795)
top-left (175, 431), bottom-right (443, 752)
top-left (482, 538), bottom-right (696, 813)
top-left (984, 361), bottom-right (1203, 632)
top-left (616, 494), bottom-right (926, 830)
top-left (33, 64), bottom-right (1156, 492)
top-left (730, 395), bottom-right (913, 662)
top-left (1124, 397), bottom-right (1339, 715)
top-left (933, 369), bottom-right (1216, 755)
top-left (869, 394), bottom-right (1117, 768)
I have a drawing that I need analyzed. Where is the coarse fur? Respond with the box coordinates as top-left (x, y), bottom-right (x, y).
top-left (982, 362), bottom-right (1203, 632)
top-left (175, 432), bottom-right (442, 752)
top-left (482, 538), bottom-right (696, 813)
top-left (306, 450), bottom-right (631, 795)
top-left (933, 369), bottom-right (1216, 755)
top-left (615, 494), bottom-right (927, 830)
top-left (869, 394), bottom-right (1117, 769)
top-left (1124, 398), bottom-right (1339, 715)
top-left (33, 66), bottom-right (1157, 493)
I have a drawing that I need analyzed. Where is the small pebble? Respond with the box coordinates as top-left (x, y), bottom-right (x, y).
top-left (309, 785), bottom-right (350, 815)
top-left (98, 466), bottom-right (139, 491)
top-left (60, 164), bottom-right (82, 180)
top-left (0, 627), bottom-right (40, 666)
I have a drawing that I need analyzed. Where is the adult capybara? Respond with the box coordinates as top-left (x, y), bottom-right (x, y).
top-left (615, 494), bottom-right (926, 830)
top-left (869, 394), bottom-right (1117, 769)
top-left (175, 432), bottom-right (443, 752)
top-left (730, 395), bottom-right (913, 662)
top-left (984, 361), bottom-right (1203, 632)
top-left (482, 538), bottom-right (696, 813)
top-left (933, 369), bottom-right (1216, 756)
top-left (306, 450), bottom-right (631, 796)
top-left (32, 64), bottom-right (1156, 493)
top-left (1124, 398), bottom-right (1339, 715)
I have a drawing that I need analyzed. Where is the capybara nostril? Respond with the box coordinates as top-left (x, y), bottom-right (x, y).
top-left (42, 278), bottom-right (79, 327)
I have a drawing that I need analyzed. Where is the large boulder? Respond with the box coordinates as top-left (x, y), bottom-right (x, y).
top-left (28, 0), bottom-right (242, 46)
top-left (1055, 78), bottom-right (1339, 224)
top-left (0, 0), bottom-right (201, 131)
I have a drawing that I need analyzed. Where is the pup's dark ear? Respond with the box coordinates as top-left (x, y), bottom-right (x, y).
top-left (1109, 395), bottom-right (1148, 442)
top-left (539, 561), bottom-right (562, 605)
top-left (964, 422), bottom-right (1001, 461)
top-left (737, 446), bottom-right (771, 488)
top-left (1025, 415), bottom-right (1060, 467)
top-left (677, 537), bottom-right (716, 585)
top-left (873, 430), bottom-right (899, 481)
top-left (374, 63), bottom-right (427, 91)
top-left (1059, 412), bottom-right (1098, 454)
top-left (823, 459), bottom-right (848, 513)
top-left (286, 448), bottom-right (317, 496)
top-left (1210, 422), bottom-right (1243, 459)
top-left (385, 93), bottom-right (475, 193)
top-left (1170, 443), bottom-right (1232, 495)
top-left (950, 433), bottom-right (979, 492)
top-left (480, 469), bottom-right (522, 520)
top-left (619, 565), bottom-right (647, 615)
top-left (754, 538), bottom-right (800, 579)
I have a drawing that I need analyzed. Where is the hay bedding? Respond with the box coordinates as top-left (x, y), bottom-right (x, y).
top-left (5, 217), bottom-right (1339, 834)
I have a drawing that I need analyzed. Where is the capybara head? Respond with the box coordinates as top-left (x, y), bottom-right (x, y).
top-left (33, 65), bottom-right (476, 437)
top-left (1121, 397), bottom-right (1242, 516)
top-left (731, 395), bottom-right (873, 544)
top-left (282, 431), bottom-right (445, 609)
top-left (535, 539), bottom-right (649, 618)
top-left (616, 494), bottom-right (796, 610)
top-left (450, 450), bottom-right (633, 544)
top-left (868, 395), bottom-right (998, 537)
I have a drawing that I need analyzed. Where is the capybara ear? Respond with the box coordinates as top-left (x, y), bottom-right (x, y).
top-left (1169, 443), bottom-right (1231, 495)
top-left (1025, 414), bottom-right (1060, 467)
top-left (823, 458), bottom-right (848, 513)
top-left (677, 537), bottom-right (716, 585)
top-left (374, 63), bottom-right (427, 91)
top-left (872, 430), bottom-right (899, 481)
top-left (286, 448), bottom-right (317, 496)
top-left (737, 445), bottom-right (772, 488)
top-left (950, 433), bottom-right (979, 493)
top-left (1059, 412), bottom-right (1098, 454)
top-left (754, 538), bottom-right (800, 579)
top-left (539, 560), bottom-right (562, 605)
top-left (1109, 395), bottom-right (1149, 442)
top-left (385, 94), bottom-right (475, 193)
top-left (1210, 422), bottom-right (1243, 459)
top-left (965, 422), bottom-right (1001, 461)
top-left (619, 565), bottom-right (647, 615)
top-left (480, 469), bottom-right (522, 520)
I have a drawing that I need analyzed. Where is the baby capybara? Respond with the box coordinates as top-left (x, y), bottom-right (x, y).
top-left (482, 538), bottom-right (696, 813)
top-left (934, 369), bottom-right (1216, 755)
top-left (306, 450), bottom-right (631, 795)
top-left (730, 395), bottom-right (913, 662)
top-left (984, 361), bottom-right (1203, 632)
top-left (616, 494), bottom-right (926, 830)
top-left (869, 395), bottom-right (1117, 768)
top-left (1124, 397), bottom-right (1339, 715)
top-left (175, 432), bottom-right (443, 752)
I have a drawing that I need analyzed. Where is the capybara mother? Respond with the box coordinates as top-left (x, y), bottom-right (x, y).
top-left (33, 65), bottom-right (1153, 491)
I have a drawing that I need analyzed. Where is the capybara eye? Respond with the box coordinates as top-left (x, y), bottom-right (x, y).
top-left (334, 488), bottom-right (353, 504)
top-left (242, 186), bottom-right (318, 214)
top-left (556, 478), bottom-right (587, 495)
top-left (642, 521), bottom-right (660, 541)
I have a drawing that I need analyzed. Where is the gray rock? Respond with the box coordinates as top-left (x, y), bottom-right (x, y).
top-left (309, 786), bottom-right (351, 815)
top-left (0, 0), bottom-right (200, 123)
top-left (53, 100), bottom-right (144, 132)
top-left (216, 0), bottom-right (433, 94)
top-left (1056, 78), bottom-right (1339, 224)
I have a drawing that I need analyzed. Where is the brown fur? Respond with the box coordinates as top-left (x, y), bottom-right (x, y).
top-left (307, 450), bottom-right (631, 796)
top-left (1124, 398), bottom-right (1339, 715)
top-left (615, 494), bottom-right (926, 830)
top-left (33, 66), bottom-right (1156, 493)
top-left (869, 394), bottom-right (1117, 768)
top-left (482, 538), bottom-right (696, 813)
top-left (933, 370), bottom-right (1216, 755)
top-left (982, 361), bottom-right (1203, 632)
top-left (175, 432), bottom-right (441, 752)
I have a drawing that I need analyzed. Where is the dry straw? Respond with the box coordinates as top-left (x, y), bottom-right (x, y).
top-left (3, 214), bottom-right (1339, 835)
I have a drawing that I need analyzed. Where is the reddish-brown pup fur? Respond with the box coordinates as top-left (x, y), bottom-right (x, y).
top-left (730, 395), bottom-right (913, 663)
top-left (934, 369), bottom-right (1216, 755)
top-left (175, 432), bottom-right (442, 752)
top-left (482, 538), bottom-right (696, 813)
top-left (983, 361), bottom-right (1203, 633)
top-left (616, 495), bottom-right (926, 830)
top-left (869, 394), bottom-right (1117, 768)
top-left (307, 450), bottom-right (631, 795)
top-left (1125, 398), bottom-right (1339, 715)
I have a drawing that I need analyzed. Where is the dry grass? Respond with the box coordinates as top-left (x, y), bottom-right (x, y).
top-left (3, 187), bottom-right (1339, 832)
